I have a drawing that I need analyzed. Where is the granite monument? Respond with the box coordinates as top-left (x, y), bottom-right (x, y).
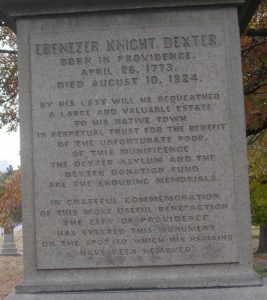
top-left (0, 0), bottom-right (266, 299)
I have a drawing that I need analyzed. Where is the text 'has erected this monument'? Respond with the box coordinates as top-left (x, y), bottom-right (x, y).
top-left (1, 0), bottom-right (265, 298)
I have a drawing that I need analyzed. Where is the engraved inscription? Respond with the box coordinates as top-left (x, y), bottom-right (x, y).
top-left (31, 24), bottom-right (238, 269)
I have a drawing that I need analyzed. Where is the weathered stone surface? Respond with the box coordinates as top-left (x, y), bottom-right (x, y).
top-left (0, 0), bottom-right (259, 296)
top-left (31, 21), bottom-right (238, 270)
top-left (0, 0), bottom-right (245, 17)
top-left (1, 0), bottom-right (260, 35)
top-left (13, 7), bottom-right (260, 292)
top-left (7, 283), bottom-right (267, 300)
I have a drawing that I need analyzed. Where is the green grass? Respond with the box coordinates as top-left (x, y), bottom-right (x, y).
top-left (254, 252), bottom-right (267, 259)
top-left (254, 265), bottom-right (267, 277)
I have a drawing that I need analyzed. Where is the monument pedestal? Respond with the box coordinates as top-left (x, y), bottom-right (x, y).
top-left (0, 0), bottom-right (264, 299)
top-left (6, 282), bottom-right (267, 300)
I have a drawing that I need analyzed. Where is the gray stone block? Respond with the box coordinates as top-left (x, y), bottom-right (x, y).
top-left (6, 285), bottom-right (267, 300)
top-left (0, 0), bottom-right (259, 34)
top-left (0, 0), bottom-right (245, 17)
top-left (13, 5), bottom-right (260, 293)
top-left (2, 0), bottom-right (261, 298)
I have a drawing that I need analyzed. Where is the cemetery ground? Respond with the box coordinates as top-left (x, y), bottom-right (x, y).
top-left (0, 229), bottom-right (23, 300)
top-left (0, 228), bottom-right (266, 299)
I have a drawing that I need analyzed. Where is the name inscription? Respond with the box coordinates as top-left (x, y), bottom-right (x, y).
top-left (31, 24), bottom-right (238, 269)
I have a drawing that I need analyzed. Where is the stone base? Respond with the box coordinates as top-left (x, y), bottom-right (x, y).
top-left (0, 243), bottom-right (20, 256)
top-left (0, 249), bottom-right (20, 256)
top-left (6, 282), bottom-right (267, 300)
top-left (0, 252), bottom-right (20, 256)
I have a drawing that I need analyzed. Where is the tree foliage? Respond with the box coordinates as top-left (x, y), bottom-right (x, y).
top-left (248, 134), bottom-right (267, 225)
top-left (243, 0), bottom-right (267, 252)
top-left (0, 169), bottom-right (21, 229)
top-left (243, 1), bottom-right (267, 202)
top-left (0, 24), bottom-right (18, 132)
top-left (242, 0), bottom-right (267, 138)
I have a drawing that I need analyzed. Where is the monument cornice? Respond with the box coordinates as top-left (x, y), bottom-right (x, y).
top-left (0, 0), bottom-right (260, 33)
top-left (0, 0), bottom-right (247, 18)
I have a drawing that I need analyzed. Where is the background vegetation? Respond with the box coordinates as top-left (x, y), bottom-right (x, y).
top-left (243, 0), bottom-right (267, 252)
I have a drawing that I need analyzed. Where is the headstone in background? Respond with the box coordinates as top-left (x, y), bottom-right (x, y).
top-left (1, 0), bottom-right (266, 299)
top-left (0, 227), bottom-right (20, 256)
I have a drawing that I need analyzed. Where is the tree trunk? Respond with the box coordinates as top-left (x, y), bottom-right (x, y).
top-left (257, 225), bottom-right (267, 253)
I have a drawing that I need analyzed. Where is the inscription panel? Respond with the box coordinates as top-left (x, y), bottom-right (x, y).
top-left (31, 23), bottom-right (239, 269)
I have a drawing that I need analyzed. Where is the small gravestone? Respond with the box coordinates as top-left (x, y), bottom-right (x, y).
top-left (0, 227), bottom-right (19, 256)
top-left (1, 0), bottom-right (266, 299)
